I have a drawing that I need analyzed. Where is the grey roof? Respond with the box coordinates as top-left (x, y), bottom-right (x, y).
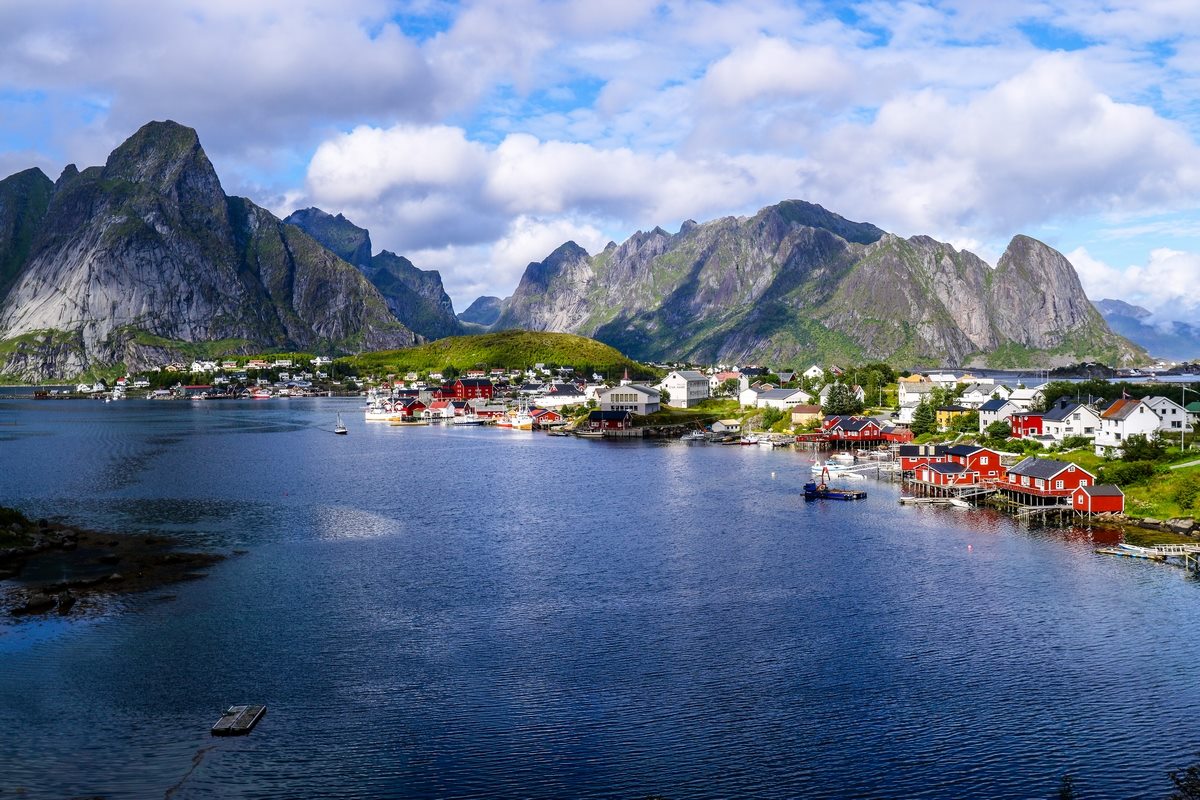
top-left (759, 388), bottom-right (807, 400)
top-left (947, 444), bottom-right (985, 457)
top-left (979, 398), bottom-right (1011, 412)
top-left (589, 410), bottom-right (631, 421)
top-left (1007, 456), bottom-right (1086, 480)
top-left (898, 444), bottom-right (948, 456)
top-left (627, 383), bottom-right (661, 397)
top-left (674, 370), bottom-right (708, 380)
top-left (1043, 402), bottom-right (1082, 422)
top-left (1079, 484), bottom-right (1123, 496)
top-left (902, 383), bottom-right (935, 394)
top-left (927, 462), bottom-right (967, 474)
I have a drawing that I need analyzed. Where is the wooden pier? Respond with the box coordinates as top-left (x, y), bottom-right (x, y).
top-left (1096, 544), bottom-right (1200, 573)
top-left (211, 704), bottom-right (267, 736)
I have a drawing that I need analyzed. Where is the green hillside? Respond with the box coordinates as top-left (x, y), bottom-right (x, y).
top-left (340, 330), bottom-right (654, 378)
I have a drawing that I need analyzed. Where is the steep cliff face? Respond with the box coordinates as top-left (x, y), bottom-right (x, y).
top-left (0, 168), bottom-right (54, 304)
top-left (0, 121), bottom-right (415, 379)
top-left (495, 200), bottom-right (1144, 367)
top-left (284, 207), bottom-right (464, 340)
top-left (458, 295), bottom-right (505, 326)
top-left (283, 207), bottom-right (372, 267)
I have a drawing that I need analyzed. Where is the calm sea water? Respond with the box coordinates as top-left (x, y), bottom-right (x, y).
top-left (2, 398), bottom-right (1199, 799)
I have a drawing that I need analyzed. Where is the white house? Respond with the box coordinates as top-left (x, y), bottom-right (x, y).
top-left (659, 370), bottom-right (710, 408)
top-left (1094, 398), bottom-right (1162, 456)
top-left (897, 382), bottom-right (935, 406)
top-left (711, 419), bottom-right (742, 434)
top-left (1041, 400), bottom-right (1102, 443)
top-left (599, 384), bottom-right (661, 415)
top-left (959, 383), bottom-right (1013, 409)
top-left (978, 398), bottom-right (1019, 433)
top-left (928, 372), bottom-right (961, 388)
top-left (802, 365), bottom-right (825, 381)
top-left (1142, 395), bottom-right (1190, 433)
top-left (755, 388), bottom-right (813, 410)
top-left (1007, 385), bottom-right (1046, 411)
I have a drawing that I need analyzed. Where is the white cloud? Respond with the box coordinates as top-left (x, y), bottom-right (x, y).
top-left (1069, 245), bottom-right (1200, 323)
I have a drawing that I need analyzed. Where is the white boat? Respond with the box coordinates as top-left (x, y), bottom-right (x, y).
top-left (681, 429), bottom-right (706, 441)
top-left (453, 413), bottom-right (484, 425)
top-left (947, 497), bottom-right (971, 509)
top-left (334, 413), bottom-right (347, 435)
top-left (828, 453), bottom-right (855, 466)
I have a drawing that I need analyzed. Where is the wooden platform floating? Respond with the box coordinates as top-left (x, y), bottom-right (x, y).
top-left (804, 482), bottom-right (867, 501)
top-left (211, 704), bottom-right (267, 736)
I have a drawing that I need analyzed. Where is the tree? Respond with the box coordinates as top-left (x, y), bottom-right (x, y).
top-left (659, 387), bottom-right (671, 405)
top-left (718, 377), bottom-right (740, 396)
top-left (911, 399), bottom-right (936, 436)
top-left (985, 420), bottom-right (1012, 439)
top-left (951, 410), bottom-right (980, 433)
top-left (822, 383), bottom-right (864, 416)
top-left (1121, 433), bottom-right (1165, 462)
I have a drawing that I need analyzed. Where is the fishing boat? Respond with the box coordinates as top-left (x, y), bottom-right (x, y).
top-left (681, 429), bottom-right (706, 441)
top-left (334, 413), bottom-right (347, 435)
top-left (803, 466), bottom-right (867, 501)
top-left (452, 413), bottom-right (484, 425)
top-left (250, 389), bottom-right (272, 399)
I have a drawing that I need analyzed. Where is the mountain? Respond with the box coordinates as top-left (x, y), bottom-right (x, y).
top-left (0, 121), bottom-right (416, 380)
top-left (458, 296), bottom-right (505, 327)
top-left (1094, 299), bottom-right (1200, 362)
top-left (493, 200), bottom-right (1144, 368)
top-left (283, 207), bottom-right (464, 340)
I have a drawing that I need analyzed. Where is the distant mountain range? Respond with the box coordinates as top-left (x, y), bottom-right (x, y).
top-left (0, 120), bottom-right (1150, 380)
top-left (481, 201), bottom-right (1144, 368)
top-left (1093, 299), bottom-right (1200, 362)
top-left (0, 121), bottom-right (416, 380)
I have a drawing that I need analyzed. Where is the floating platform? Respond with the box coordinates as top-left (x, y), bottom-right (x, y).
top-left (803, 481), bottom-right (866, 501)
top-left (211, 704), bottom-right (267, 736)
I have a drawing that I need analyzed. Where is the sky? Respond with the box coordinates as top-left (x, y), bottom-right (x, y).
top-left (2, 0), bottom-right (1199, 325)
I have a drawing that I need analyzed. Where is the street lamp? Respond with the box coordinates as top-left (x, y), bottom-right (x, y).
top-left (1182, 385), bottom-right (1199, 452)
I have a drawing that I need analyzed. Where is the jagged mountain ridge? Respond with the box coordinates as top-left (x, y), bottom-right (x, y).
top-left (493, 200), bottom-right (1144, 367)
top-left (283, 207), bottom-right (464, 340)
top-left (0, 121), bottom-right (416, 379)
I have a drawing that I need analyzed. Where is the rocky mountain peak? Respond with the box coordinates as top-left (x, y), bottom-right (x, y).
top-left (284, 207), bottom-right (372, 268)
top-left (758, 199), bottom-right (886, 245)
top-left (102, 120), bottom-right (221, 197)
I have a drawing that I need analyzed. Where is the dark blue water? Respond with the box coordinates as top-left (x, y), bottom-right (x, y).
top-left (2, 398), bottom-right (1199, 799)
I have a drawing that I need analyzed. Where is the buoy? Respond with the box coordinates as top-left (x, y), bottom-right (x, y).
top-left (968, 544), bottom-right (973, 552)
top-left (771, 472), bottom-right (776, 479)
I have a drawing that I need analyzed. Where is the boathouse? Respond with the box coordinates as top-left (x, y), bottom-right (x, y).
top-left (916, 462), bottom-right (978, 486)
top-left (587, 409), bottom-right (633, 430)
top-left (898, 444), bottom-right (949, 472)
top-left (1003, 456), bottom-right (1093, 501)
top-left (945, 445), bottom-right (1006, 482)
top-left (1072, 484), bottom-right (1125, 515)
top-left (453, 378), bottom-right (494, 401)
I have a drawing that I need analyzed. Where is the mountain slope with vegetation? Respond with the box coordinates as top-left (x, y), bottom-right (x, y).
top-left (0, 121), bottom-right (415, 380)
top-left (493, 200), bottom-right (1144, 368)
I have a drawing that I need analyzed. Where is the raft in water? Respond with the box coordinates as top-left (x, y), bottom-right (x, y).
top-left (803, 481), bottom-right (867, 501)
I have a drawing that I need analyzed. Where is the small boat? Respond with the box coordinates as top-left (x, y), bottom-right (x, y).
top-left (681, 429), bottom-right (706, 441)
top-left (452, 413), bottom-right (484, 425)
top-left (947, 497), bottom-right (971, 509)
top-left (803, 481), bottom-right (867, 501)
top-left (334, 413), bottom-right (347, 435)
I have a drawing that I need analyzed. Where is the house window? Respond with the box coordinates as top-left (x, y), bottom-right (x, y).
top-left (1055, 480), bottom-right (1064, 489)
top-left (1036, 478), bottom-right (1044, 488)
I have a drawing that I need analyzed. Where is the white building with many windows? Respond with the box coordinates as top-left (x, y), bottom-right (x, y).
top-left (659, 370), bottom-right (710, 408)
top-left (599, 384), bottom-right (661, 415)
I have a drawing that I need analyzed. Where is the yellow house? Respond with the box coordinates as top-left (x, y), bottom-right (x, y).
top-left (899, 374), bottom-right (929, 383)
top-left (936, 405), bottom-right (971, 430)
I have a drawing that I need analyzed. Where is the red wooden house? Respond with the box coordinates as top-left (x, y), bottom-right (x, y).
top-left (881, 425), bottom-right (914, 443)
top-left (898, 444), bottom-right (949, 472)
top-left (1072, 484), bottom-right (1125, 514)
top-left (916, 462), bottom-right (978, 486)
top-left (1004, 457), bottom-right (1093, 499)
top-left (454, 378), bottom-right (494, 401)
top-left (587, 410), bottom-right (632, 430)
top-left (1010, 411), bottom-right (1044, 438)
top-left (946, 445), bottom-right (1006, 482)
top-left (835, 417), bottom-right (883, 441)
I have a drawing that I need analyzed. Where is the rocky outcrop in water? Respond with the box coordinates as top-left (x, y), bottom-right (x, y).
top-left (493, 200), bottom-right (1143, 367)
top-left (0, 122), bottom-right (415, 380)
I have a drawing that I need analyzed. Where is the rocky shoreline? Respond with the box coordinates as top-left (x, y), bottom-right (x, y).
top-left (0, 508), bottom-right (227, 619)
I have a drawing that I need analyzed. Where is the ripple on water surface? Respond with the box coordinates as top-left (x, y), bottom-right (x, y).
top-left (1, 400), bottom-right (1198, 798)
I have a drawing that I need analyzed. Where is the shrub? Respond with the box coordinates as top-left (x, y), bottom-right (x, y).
top-left (1122, 433), bottom-right (1166, 462)
top-left (1060, 435), bottom-right (1092, 450)
top-left (1098, 460), bottom-right (1159, 486)
top-left (1174, 475), bottom-right (1200, 512)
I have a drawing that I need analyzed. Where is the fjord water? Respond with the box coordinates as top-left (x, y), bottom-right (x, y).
top-left (2, 400), bottom-right (1199, 799)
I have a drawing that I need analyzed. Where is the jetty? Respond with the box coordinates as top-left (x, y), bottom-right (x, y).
top-left (1097, 543), bottom-right (1200, 573)
top-left (211, 704), bottom-right (267, 736)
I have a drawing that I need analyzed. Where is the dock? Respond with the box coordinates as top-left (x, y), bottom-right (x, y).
top-left (211, 704), bottom-right (267, 736)
top-left (1097, 543), bottom-right (1200, 572)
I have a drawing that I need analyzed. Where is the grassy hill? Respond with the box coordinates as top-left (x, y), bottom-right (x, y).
top-left (339, 330), bottom-right (654, 379)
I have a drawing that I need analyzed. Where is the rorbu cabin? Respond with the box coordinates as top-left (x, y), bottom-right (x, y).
top-left (1072, 484), bottom-right (1125, 515)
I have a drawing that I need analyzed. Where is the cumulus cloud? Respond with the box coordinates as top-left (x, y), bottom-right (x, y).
top-left (1069, 246), bottom-right (1200, 323)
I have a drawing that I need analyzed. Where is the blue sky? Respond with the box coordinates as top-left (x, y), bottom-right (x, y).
top-left (2, 0), bottom-right (1199, 324)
